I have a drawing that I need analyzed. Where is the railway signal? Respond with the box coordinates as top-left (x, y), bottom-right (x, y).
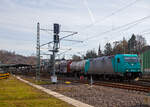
top-left (36, 22), bottom-right (78, 83)
top-left (51, 23), bottom-right (60, 83)
top-left (54, 23), bottom-right (60, 44)
top-left (54, 23), bottom-right (60, 34)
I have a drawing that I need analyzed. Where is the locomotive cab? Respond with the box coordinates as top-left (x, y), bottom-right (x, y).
top-left (114, 54), bottom-right (142, 79)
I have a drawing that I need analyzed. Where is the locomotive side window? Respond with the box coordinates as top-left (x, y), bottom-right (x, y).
top-left (124, 57), bottom-right (138, 62)
top-left (117, 58), bottom-right (120, 63)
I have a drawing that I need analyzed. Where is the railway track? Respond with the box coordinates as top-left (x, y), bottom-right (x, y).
top-left (18, 73), bottom-right (150, 93)
top-left (93, 81), bottom-right (150, 93)
top-left (57, 77), bottom-right (150, 93)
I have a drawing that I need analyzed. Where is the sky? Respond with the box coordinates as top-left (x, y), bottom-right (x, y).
top-left (0, 0), bottom-right (150, 59)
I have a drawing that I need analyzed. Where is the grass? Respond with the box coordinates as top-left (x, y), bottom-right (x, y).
top-left (0, 76), bottom-right (74, 107)
top-left (22, 77), bottom-right (75, 93)
top-left (22, 77), bottom-right (52, 85)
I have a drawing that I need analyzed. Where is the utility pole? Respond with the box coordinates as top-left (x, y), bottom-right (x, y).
top-left (36, 22), bottom-right (40, 80)
top-left (51, 23), bottom-right (60, 83)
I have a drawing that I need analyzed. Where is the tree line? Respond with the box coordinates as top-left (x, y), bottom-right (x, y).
top-left (72, 34), bottom-right (150, 60)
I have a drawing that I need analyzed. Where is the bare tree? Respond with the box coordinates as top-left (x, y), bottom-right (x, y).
top-left (136, 35), bottom-right (146, 54)
top-left (113, 38), bottom-right (128, 54)
top-left (72, 55), bottom-right (81, 61)
top-left (128, 34), bottom-right (137, 54)
top-left (104, 43), bottom-right (113, 56)
top-left (84, 49), bottom-right (97, 59)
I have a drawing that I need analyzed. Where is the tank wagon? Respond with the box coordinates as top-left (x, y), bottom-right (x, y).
top-left (55, 60), bottom-right (68, 73)
top-left (70, 60), bottom-right (86, 73)
top-left (55, 54), bottom-right (142, 80)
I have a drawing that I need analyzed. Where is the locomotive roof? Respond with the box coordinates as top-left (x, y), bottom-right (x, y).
top-left (116, 54), bottom-right (138, 57)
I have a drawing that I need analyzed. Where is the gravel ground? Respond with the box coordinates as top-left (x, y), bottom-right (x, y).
top-left (19, 75), bottom-right (150, 107)
top-left (40, 80), bottom-right (150, 107)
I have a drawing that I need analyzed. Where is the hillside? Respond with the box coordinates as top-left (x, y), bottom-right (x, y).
top-left (0, 50), bottom-right (36, 65)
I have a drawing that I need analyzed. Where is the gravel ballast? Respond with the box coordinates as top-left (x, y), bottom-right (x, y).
top-left (40, 81), bottom-right (150, 107)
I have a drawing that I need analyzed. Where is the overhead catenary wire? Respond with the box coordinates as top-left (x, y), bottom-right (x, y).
top-left (39, 0), bottom-right (141, 57)
top-left (78, 0), bottom-right (140, 34)
top-left (40, 0), bottom-right (146, 59)
top-left (138, 28), bottom-right (150, 34)
top-left (63, 0), bottom-right (141, 51)
top-left (40, 31), bottom-right (77, 47)
top-left (98, 0), bottom-right (140, 23)
top-left (97, 18), bottom-right (148, 40)
top-left (66, 14), bottom-right (150, 54)
top-left (84, 14), bottom-right (150, 41)
top-left (140, 32), bottom-right (150, 35)
top-left (62, 39), bottom-right (83, 43)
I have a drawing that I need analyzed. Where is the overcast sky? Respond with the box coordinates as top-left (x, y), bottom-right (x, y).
top-left (0, 0), bottom-right (150, 59)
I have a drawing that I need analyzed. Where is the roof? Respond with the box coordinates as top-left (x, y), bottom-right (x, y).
top-left (0, 64), bottom-right (32, 68)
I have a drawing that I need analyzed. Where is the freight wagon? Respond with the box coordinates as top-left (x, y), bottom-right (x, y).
top-left (140, 50), bottom-right (150, 74)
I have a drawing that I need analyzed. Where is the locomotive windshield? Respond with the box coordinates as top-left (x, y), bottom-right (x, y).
top-left (124, 56), bottom-right (139, 63)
